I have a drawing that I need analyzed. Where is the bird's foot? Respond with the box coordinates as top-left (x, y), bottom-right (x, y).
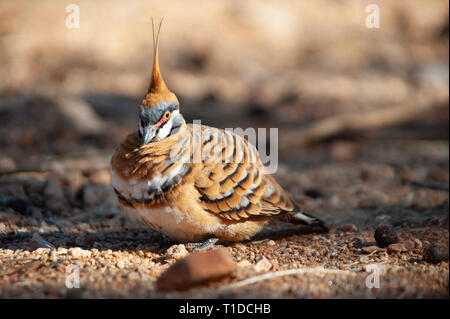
top-left (186, 238), bottom-right (221, 252)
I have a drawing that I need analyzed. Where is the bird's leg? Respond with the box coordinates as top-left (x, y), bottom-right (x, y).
top-left (186, 237), bottom-right (220, 252)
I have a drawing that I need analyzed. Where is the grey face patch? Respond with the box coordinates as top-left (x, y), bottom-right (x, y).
top-left (138, 101), bottom-right (182, 144)
top-left (140, 101), bottom-right (178, 126)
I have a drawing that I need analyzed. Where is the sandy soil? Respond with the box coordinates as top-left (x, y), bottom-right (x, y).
top-left (0, 138), bottom-right (448, 298)
top-left (0, 0), bottom-right (448, 298)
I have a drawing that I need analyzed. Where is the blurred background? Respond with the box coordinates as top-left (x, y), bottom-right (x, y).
top-left (0, 0), bottom-right (448, 298)
top-left (1, 0), bottom-right (448, 168)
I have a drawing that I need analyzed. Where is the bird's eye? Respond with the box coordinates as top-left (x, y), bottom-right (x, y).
top-left (164, 111), bottom-right (171, 119)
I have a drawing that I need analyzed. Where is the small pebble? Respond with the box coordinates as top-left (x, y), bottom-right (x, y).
top-left (374, 225), bottom-right (397, 248)
top-left (387, 243), bottom-right (407, 254)
top-left (270, 259), bottom-right (279, 270)
top-left (34, 247), bottom-right (48, 255)
top-left (116, 259), bottom-right (126, 269)
top-left (165, 244), bottom-right (189, 260)
top-left (50, 250), bottom-right (58, 262)
top-left (69, 247), bottom-right (92, 259)
top-left (253, 257), bottom-right (272, 273)
top-left (267, 240), bottom-right (276, 246)
top-left (414, 238), bottom-right (423, 249)
top-left (422, 244), bottom-right (449, 264)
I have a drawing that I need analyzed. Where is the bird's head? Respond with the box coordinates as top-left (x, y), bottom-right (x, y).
top-left (139, 19), bottom-right (183, 145)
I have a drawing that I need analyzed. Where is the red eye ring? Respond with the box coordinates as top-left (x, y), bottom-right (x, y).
top-left (155, 111), bottom-right (171, 127)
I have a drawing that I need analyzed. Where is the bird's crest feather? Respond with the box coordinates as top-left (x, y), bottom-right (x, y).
top-left (142, 17), bottom-right (178, 108)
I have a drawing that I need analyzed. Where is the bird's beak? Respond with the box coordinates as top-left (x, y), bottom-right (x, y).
top-left (141, 126), bottom-right (156, 144)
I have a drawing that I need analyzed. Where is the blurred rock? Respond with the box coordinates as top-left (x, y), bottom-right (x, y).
top-left (44, 179), bottom-right (66, 210)
top-left (404, 240), bottom-right (416, 250)
top-left (0, 183), bottom-right (27, 200)
top-left (44, 179), bottom-right (65, 201)
top-left (0, 155), bottom-right (16, 172)
top-left (63, 170), bottom-right (86, 195)
top-left (156, 247), bottom-right (235, 291)
top-left (81, 184), bottom-right (115, 207)
top-left (414, 238), bottom-right (423, 249)
top-left (30, 232), bottom-right (55, 249)
top-left (5, 198), bottom-right (31, 216)
top-left (88, 169), bottom-right (111, 185)
top-left (330, 141), bottom-right (356, 162)
top-left (426, 167), bottom-right (449, 183)
top-left (22, 176), bottom-right (47, 206)
top-left (337, 224), bottom-right (359, 233)
top-left (55, 97), bottom-right (108, 135)
top-left (422, 244), bottom-right (449, 264)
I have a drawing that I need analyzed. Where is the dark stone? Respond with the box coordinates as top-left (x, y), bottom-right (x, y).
top-left (5, 198), bottom-right (32, 215)
top-left (422, 244), bottom-right (449, 264)
top-left (374, 224), bottom-right (397, 248)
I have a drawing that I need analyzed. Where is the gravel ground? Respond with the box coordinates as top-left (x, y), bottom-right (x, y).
top-left (0, 139), bottom-right (448, 298)
top-left (0, 0), bottom-right (448, 299)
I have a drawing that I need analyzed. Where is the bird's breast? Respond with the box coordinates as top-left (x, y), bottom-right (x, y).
top-left (122, 203), bottom-right (219, 242)
top-left (110, 162), bottom-right (186, 202)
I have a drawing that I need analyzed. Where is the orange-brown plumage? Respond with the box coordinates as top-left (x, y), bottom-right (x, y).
top-left (110, 20), bottom-right (325, 243)
top-left (141, 19), bottom-right (178, 109)
top-left (111, 122), bottom-right (325, 242)
top-left (141, 47), bottom-right (179, 108)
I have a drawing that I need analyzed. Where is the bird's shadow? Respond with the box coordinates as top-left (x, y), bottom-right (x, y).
top-left (0, 222), bottom-right (329, 254)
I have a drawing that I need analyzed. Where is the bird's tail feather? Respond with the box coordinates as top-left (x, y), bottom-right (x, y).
top-left (285, 205), bottom-right (329, 232)
top-left (290, 211), bottom-right (324, 225)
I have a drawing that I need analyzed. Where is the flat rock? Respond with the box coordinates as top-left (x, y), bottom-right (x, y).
top-left (156, 247), bottom-right (235, 291)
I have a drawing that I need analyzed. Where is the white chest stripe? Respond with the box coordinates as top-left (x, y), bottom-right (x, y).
top-left (111, 162), bottom-right (185, 200)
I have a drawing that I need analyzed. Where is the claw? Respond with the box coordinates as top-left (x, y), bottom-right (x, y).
top-left (186, 238), bottom-right (220, 252)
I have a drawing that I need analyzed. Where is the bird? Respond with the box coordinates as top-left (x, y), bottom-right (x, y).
top-left (110, 19), bottom-right (327, 248)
